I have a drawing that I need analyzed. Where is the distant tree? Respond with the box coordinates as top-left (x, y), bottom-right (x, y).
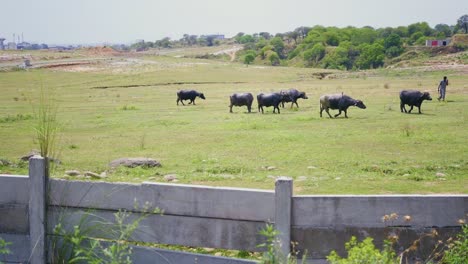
top-left (435, 24), bottom-right (452, 37)
top-left (260, 45), bottom-right (273, 59)
top-left (270, 37), bottom-right (285, 57)
top-left (303, 43), bottom-right (325, 66)
top-left (457, 14), bottom-right (468, 33)
top-left (384, 33), bottom-right (403, 58)
top-left (197, 37), bottom-right (207, 46)
top-left (324, 32), bottom-right (340, 46)
top-left (256, 38), bottom-right (268, 50)
top-left (239, 35), bottom-right (255, 44)
top-left (189, 35), bottom-right (198, 46)
top-left (286, 31), bottom-right (299, 44)
top-left (408, 22), bottom-right (433, 36)
top-left (259, 32), bottom-right (271, 40)
top-left (234, 32), bottom-right (245, 43)
top-left (205, 35), bottom-right (216, 46)
top-left (274, 33), bottom-right (285, 39)
top-left (244, 51), bottom-right (256, 66)
top-left (181, 34), bottom-right (189, 46)
top-left (355, 43), bottom-right (385, 69)
top-left (268, 51), bottom-right (280, 66)
top-left (350, 27), bottom-right (378, 45)
top-left (378, 27), bottom-right (394, 38)
top-left (295, 26), bottom-right (312, 40)
top-left (155, 37), bottom-right (171, 48)
top-left (394, 26), bottom-right (409, 38)
top-left (410, 32), bottom-right (424, 45)
top-left (303, 30), bottom-right (325, 45)
top-left (322, 47), bottom-right (349, 70)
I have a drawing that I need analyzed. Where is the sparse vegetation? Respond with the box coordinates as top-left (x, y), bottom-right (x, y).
top-left (327, 236), bottom-right (396, 264)
top-left (0, 236), bottom-right (11, 260)
top-left (51, 205), bottom-right (161, 264)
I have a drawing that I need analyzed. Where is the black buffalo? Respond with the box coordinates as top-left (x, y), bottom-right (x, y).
top-left (257, 93), bottom-right (286, 114)
top-left (399, 90), bottom-right (432, 114)
top-left (229, 93), bottom-right (254, 113)
top-left (320, 93), bottom-right (366, 118)
top-left (176, 90), bottom-right (206, 105)
top-left (280, 88), bottom-right (308, 108)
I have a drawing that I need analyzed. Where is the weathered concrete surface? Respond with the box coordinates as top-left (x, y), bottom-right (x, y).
top-left (28, 156), bottom-right (47, 264)
top-left (275, 177), bottom-right (292, 257)
top-left (49, 179), bottom-right (274, 221)
top-left (0, 175), bottom-right (29, 234)
top-left (141, 181), bottom-right (274, 221)
top-left (0, 175), bottom-right (29, 204)
top-left (0, 233), bottom-right (30, 263)
top-left (0, 204), bottom-right (28, 234)
top-left (47, 207), bottom-right (267, 251)
top-left (293, 195), bottom-right (468, 228)
top-left (292, 226), bottom-right (462, 261)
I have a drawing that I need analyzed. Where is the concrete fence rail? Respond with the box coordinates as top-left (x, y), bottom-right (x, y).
top-left (1, 156), bottom-right (467, 263)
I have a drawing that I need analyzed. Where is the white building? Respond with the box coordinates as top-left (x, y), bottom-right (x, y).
top-left (425, 39), bottom-right (451, 47)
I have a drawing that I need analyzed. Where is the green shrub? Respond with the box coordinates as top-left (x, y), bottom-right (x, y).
top-left (442, 224), bottom-right (468, 263)
top-left (0, 236), bottom-right (11, 255)
top-left (327, 236), bottom-right (396, 264)
top-left (257, 224), bottom-right (307, 264)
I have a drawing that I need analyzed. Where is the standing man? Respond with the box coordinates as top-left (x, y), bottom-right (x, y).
top-left (438, 76), bottom-right (449, 101)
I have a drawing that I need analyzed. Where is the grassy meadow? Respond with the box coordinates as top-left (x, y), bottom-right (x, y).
top-left (0, 52), bottom-right (467, 194)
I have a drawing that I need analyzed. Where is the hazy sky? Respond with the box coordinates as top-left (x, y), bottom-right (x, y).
top-left (1, 0), bottom-right (467, 45)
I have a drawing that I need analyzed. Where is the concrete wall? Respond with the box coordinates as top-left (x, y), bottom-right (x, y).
top-left (0, 175), bottom-right (30, 263)
top-left (1, 168), bottom-right (467, 263)
top-left (292, 195), bottom-right (467, 261)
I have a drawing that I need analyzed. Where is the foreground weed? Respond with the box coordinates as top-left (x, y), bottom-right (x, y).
top-left (441, 224), bottom-right (468, 264)
top-left (327, 236), bottom-right (396, 264)
top-left (51, 204), bottom-right (161, 264)
top-left (257, 224), bottom-right (307, 264)
top-left (0, 236), bottom-right (11, 256)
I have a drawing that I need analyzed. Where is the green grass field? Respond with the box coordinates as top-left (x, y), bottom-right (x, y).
top-left (0, 52), bottom-right (467, 194)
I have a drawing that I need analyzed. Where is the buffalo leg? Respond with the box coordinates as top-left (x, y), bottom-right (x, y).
top-left (325, 108), bottom-right (333, 118)
top-left (247, 105), bottom-right (251, 113)
top-left (275, 106), bottom-right (280, 114)
top-left (334, 110), bottom-right (342, 118)
top-left (418, 106), bottom-right (422, 114)
top-left (344, 110), bottom-right (348, 118)
top-left (408, 106), bottom-right (414, 113)
top-left (229, 105), bottom-right (233, 113)
top-left (400, 102), bottom-right (406, 113)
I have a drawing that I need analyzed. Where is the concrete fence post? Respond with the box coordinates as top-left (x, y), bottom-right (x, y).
top-left (275, 177), bottom-right (293, 258)
top-left (29, 156), bottom-right (47, 264)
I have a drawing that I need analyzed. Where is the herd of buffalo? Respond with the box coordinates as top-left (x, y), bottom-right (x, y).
top-left (176, 88), bottom-right (433, 117)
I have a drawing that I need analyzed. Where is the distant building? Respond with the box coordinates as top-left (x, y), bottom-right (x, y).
top-left (0, 38), bottom-right (5, 50)
top-left (425, 39), bottom-right (451, 47)
top-left (205, 34), bottom-right (225, 40)
top-left (7, 42), bottom-right (17, 50)
top-left (17, 42), bottom-right (32, 50)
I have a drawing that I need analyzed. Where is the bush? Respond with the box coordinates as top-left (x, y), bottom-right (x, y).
top-left (327, 236), bottom-right (396, 264)
top-left (0, 236), bottom-right (11, 255)
top-left (442, 225), bottom-right (468, 263)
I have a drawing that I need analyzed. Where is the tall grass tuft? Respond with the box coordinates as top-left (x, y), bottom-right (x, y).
top-left (32, 86), bottom-right (61, 160)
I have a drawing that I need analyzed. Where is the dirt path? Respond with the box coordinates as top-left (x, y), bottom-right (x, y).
top-left (212, 46), bottom-right (242, 61)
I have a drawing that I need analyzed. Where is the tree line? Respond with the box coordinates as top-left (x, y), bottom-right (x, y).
top-left (135, 14), bottom-right (468, 70)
